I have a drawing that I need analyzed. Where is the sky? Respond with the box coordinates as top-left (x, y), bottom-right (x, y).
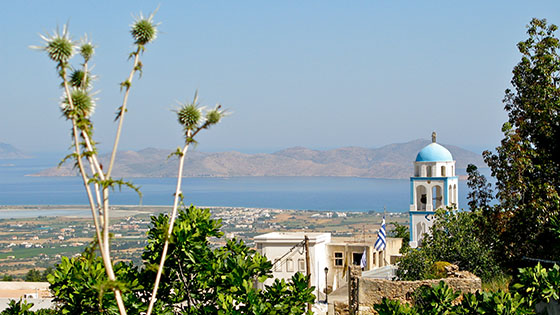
top-left (2, 1), bottom-right (560, 155)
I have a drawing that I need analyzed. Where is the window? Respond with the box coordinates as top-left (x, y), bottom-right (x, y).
top-left (441, 166), bottom-right (446, 177)
top-left (352, 252), bottom-right (363, 266)
top-left (298, 259), bottom-right (305, 272)
top-left (334, 252), bottom-right (343, 266)
top-left (286, 259), bottom-right (294, 272)
top-left (274, 259), bottom-right (281, 272)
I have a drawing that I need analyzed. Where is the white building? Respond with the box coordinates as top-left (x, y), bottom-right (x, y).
top-left (254, 232), bottom-right (402, 301)
top-left (409, 132), bottom-right (458, 248)
top-left (254, 232), bottom-right (331, 296)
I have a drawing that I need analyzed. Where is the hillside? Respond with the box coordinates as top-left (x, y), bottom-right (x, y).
top-left (32, 139), bottom-right (485, 179)
top-left (0, 142), bottom-right (30, 159)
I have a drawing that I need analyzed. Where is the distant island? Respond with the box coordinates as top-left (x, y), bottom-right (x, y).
top-left (31, 139), bottom-right (485, 179)
top-left (0, 142), bottom-right (30, 159)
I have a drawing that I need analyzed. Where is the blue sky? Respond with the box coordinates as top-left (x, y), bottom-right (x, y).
top-left (2, 1), bottom-right (560, 154)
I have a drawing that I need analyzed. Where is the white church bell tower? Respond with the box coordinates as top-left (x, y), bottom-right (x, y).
top-left (409, 132), bottom-right (458, 248)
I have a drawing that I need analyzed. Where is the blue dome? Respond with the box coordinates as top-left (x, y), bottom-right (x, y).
top-left (415, 143), bottom-right (453, 162)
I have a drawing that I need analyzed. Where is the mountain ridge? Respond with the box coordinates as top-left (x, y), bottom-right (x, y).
top-left (32, 139), bottom-right (486, 179)
top-left (0, 142), bottom-right (31, 159)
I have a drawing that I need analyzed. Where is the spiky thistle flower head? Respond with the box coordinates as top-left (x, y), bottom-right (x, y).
top-left (68, 68), bottom-right (95, 89)
top-left (79, 35), bottom-right (94, 62)
top-left (177, 104), bottom-right (202, 132)
top-left (175, 91), bottom-right (204, 133)
top-left (60, 89), bottom-right (97, 120)
top-left (130, 11), bottom-right (158, 46)
top-left (31, 25), bottom-right (75, 64)
top-left (205, 105), bottom-right (226, 126)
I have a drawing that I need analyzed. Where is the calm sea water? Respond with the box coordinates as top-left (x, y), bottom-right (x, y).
top-left (0, 157), bottom-right (471, 213)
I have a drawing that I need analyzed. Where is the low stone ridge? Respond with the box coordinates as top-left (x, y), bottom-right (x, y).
top-left (32, 139), bottom-right (485, 179)
top-left (0, 142), bottom-right (30, 159)
top-left (331, 264), bottom-right (481, 314)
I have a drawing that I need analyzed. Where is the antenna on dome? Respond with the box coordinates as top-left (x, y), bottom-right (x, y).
top-left (432, 131), bottom-right (437, 143)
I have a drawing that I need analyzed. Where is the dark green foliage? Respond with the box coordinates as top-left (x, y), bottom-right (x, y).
top-left (373, 297), bottom-right (415, 315)
top-left (426, 261), bottom-right (452, 280)
top-left (512, 263), bottom-right (560, 307)
top-left (2, 274), bottom-right (14, 281)
top-left (0, 299), bottom-right (57, 315)
top-left (142, 205), bottom-right (315, 314)
top-left (24, 268), bottom-right (52, 282)
top-left (395, 248), bottom-right (431, 281)
top-left (458, 290), bottom-right (529, 315)
top-left (0, 299), bottom-right (34, 315)
top-left (39, 205), bottom-right (314, 314)
top-left (47, 245), bottom-right (145, 315)
top-left (389, 222), bottom-right (410, 254)
top-left (412, 281), bottom-right (459, 315)
top-left (466, 164), bottom-right (493, 213)
top-left (396, 209), bottom-right (502, 282)
top-left (373, 281), bottom-right (531, 315)
top-left (482, 18), bottom-right (560, 267)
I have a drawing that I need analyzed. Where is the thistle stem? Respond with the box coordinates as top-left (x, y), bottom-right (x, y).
top-left (62, 75), bottom-right (127, 315)
top-left (106, 47), bottom-right (141, 178)
top-left (146, 130), bottom-right (192, 315)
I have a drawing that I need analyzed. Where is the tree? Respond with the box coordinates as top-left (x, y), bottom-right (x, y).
top-left (482, 18), bottom-right (560, 267)
top-left (45, 205), bottom-right (315, 314)
top-left (23, 268), bottom-right (53, 282)
top-left (396, 208), bottom-right (501, 282)
top-left (141, 205), bottom-right (315, 314)
top-left (2, 274), bottom-right (14, 281)
top-left (388, 222), bottom-right (410, 254)
top-left (465, 165), bottom-right (493, 213)
top-left (465, 165), bottom-right (500, 248)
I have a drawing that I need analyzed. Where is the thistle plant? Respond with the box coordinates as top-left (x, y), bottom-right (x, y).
top-left (33, 12), bottom-right (159, 315)
top-left (146, 92), bottom-right (225, 315)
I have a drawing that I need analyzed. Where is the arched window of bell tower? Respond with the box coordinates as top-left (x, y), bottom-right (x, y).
top-left (441, 166), bottom-right (446, 177)
top-left (453, 184), bottom-right (457, 207)
top-left (432, 185), bottom-right (443, 209)
top-left (416, 185), bottom-right (427, 210)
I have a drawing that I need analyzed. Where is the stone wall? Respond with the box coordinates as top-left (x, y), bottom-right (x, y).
top-left (329, 265), bottom-right (482, 314)
top-left (358, 277), bottom-right (481, 306)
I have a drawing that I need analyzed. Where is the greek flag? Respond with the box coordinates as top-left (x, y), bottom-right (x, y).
top-left (360, 248), bottom-right (367, 268)
top-left (374, 217), bottom-right (386, 251)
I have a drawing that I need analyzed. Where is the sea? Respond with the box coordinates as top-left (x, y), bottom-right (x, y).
top-left (0, 157), bottom-right (474, 215)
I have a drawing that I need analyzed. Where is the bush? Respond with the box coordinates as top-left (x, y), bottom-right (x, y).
top-left (426, 261), bottom-right (451, 279)
top-left (511, 263), bottom-right (560, 308)
top-left (396, 208), bottom-right (503, 282)
top-left (372, 280), bottom-right (532, 315)
top-left (43, 205), bottom-right (315, 314)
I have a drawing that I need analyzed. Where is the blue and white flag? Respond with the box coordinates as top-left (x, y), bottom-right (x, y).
top-left (374, 217), bottom-right (386, 251)
top-left (360, 247), bottom-right (367, 268)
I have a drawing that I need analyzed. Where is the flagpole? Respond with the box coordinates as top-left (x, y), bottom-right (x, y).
top-left (374, 208), bottom-right (388, 267)
top-left (383, 206), bottom-right (388, 266)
